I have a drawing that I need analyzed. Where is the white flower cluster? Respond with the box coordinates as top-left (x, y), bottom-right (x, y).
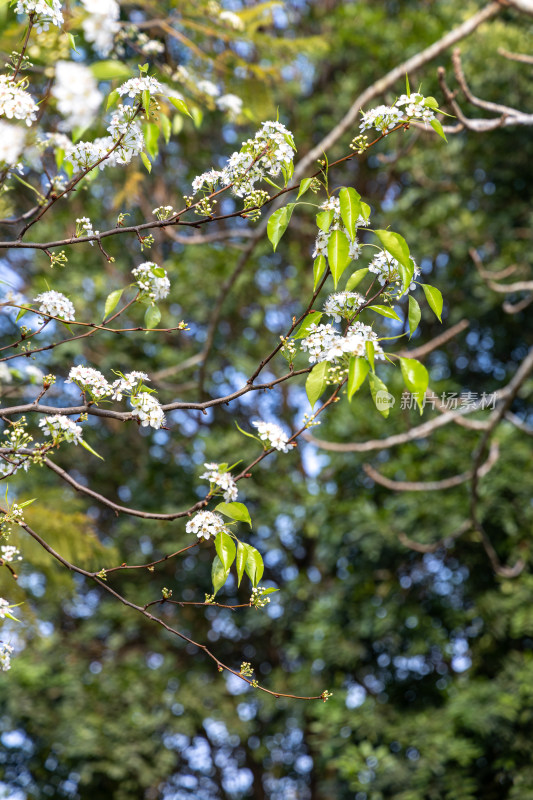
top-left (312, 196), bottom-right (368, 261)
top-left (300, 321), bottom-right (384, 365)
top-left (67, 365), bottom-right (111, 399)
top-left (0, 546), bottom-right (22, 563)
top-left (110, 371), bottom-right (149, 401)
top-left (252, 421), bottom-right (291, 453)
top-left (191, 120), bottom-right (296, 199)
top-left (52, 61), bottom-right (103, 131)
top-left (132, 262), bottom-right (170, 301)
top-left (0, 642), bottom-right (14, 671)
top-left (0, 121), bottom-right (25, 167)
top-left (216, 94), bottom-right (243, 118)
top-left (360, 92), bottom-right (436, 135)
top-left (197, 79), bottom-right (219, 98)
top-left (118, 76), bottom-right (163, 99)
top-left (130, 392), bottom-right (165, 429)
top-left (76, 216), bottom-right (98, 243)
top-left (0, 598), bottom-right (12, 619)
top-left (81, 0), bottom-right (120, 56)
top-left (185, 510), bottom-right (227, 541)
top-left (66, 106), bottom-right (144, 173)
top-left (323, 291), bottom-right (364, 322)
top-left (200, 463), bottom-right (238, 502)
top-left (153, 205), bottom-right (174, 221)
top-left (15, 0), bottom-right (63, 31)
top-left (0, 75), bottom-right (38, 127)
top-left (0, 419), bottom-right (33, 477)
top-left (368, 249), bottom-right (420, 296)
top-left (35, 290), bottom-right (75, 321)
top-left (39, 415), bottom-right (83, 445)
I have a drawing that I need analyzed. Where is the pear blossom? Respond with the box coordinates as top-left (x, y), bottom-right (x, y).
top-left (52, 61), bottom-right (103, 131)
top-left (118, 76), bottom-right (163, 99)
top-left (130, 392), bottom-right (165, 429)
top-left (216, 94), bottom-right (243, 118)
top-left (15, 0), bottom-right (63, 31)
top-left (0, 121), bottom-right (25, 166)
top-left (323, 291), bottom-right (364, 322)
top-left (111, 371), bottom-right (150, 401)
top-left (66, 366), bottom-right (112, 399)
top-left (200, 463), bottom-right (238, 502)
top-left (0, 546), bottom-right (22, 563)
top-left (0, 76), bottom-right (38, 127)
top-left (132, 262), bottom-right (170, 301)
top-left (35, 290), bottom-right (75, 321)
top-left (39, 415), bottom-right (83, 445)
top-left (0, 641), bottom-right (14, 671)
top-left (185, 510), bottom-right (227, 541)
top-left (252, 421), bottom-right (291, 453)
top-left (81, 0), bottom-right (120, 56)
top-left (368, 249), bottom-right (420, 296)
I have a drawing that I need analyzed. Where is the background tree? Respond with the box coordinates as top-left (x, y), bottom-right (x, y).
top-left (1, 1), bottom-right (533, 799)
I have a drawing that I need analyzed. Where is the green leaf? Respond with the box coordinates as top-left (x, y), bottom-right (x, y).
top-left (140, 151), bottom-right (151, 173)
top-left (430, 118), bottom-right (447, 142)
top-left (80, 439), bottom-right (104, 461)
top-left (374, 230), bottom-right (411, 270)
top-left (399, 356), bottom-right (429, 413)
top-left (15, 307), bottom-right (28, 322)
top-left (143, 122), bottom-right (159, 159)
top-left (214, 530), bottom-right (236, 572)
top-left (103, 289), bottom-right (123, 320)
top-left (18, 498), bottom-right (36, 508)
top-left (144, 304), bottom-right (161, 329)
top-left (244, 547), bottom-right (264, 588)
top-left (211, 555), bottom-right (230, 597)
top-left (142, 89), bottom-right (151, 113)
top-left (236, 541), bottom-right (249, 587)
top-left (267, 203), bottom-right (295, 251)
top-left (345, 267), bottom-right (368, 291)
top-left (294, 311), bottom-right (322, 339)
top-left (152, 267), bottom-right (166, 278)
top-left (368, 304), bottom-right (401, 321)
top-left (347, 357), bottom-right (369, 401)
top-left (106, 89), bottom-right (120, 110)
top-left (408, 295), bottom-right (421, 337)
top-left (313, 255), bottom-right (327, 290)
top-left (235, 421), bottom-right (262, 445)
top-left (421, 283), bottom-right (443, 322)
top-left (368, 373), bottom-right (392, 418)
top-left (306, 360), bottom-right (328, 407)
top-left (339, 187), bottom-right (362, 240)
top-left (424, 96), bottom-right (439, 109)
top-left (261, 587), bottom-right (279, 596)
top-left (360, 201), bottom-right (371, 223)
top-left (328, 229), bottom-right (351, 288)
top-left (90, 60), bottom-right (131, 80)
top-left (316, 210), bottom-right (333, 232)
top-left (366, 340), bottom-right (375, 372)
top-left (406, 73), bottom-right (411, 96)
top-left (169, 96), bottom-right (193, 118)
top-left (159, 112), bottom-right (171, 143)
top-left (215, 502), bottom-right (252, 528)
top-left (297, 178), bottom-right (312, 199)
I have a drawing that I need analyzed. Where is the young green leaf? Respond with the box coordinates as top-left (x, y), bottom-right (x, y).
top-left (140, 152), bottom-right (152, 173)
top-left (368, 304), bottom-right (401, 321)
top-left (430, 119), bottom-right (447, 142)
top-left (421, 283), bottom-right (443, 322)
top-left (313, 255), bottom-right (327, 290)
top-left (339, 187), bottom-right (362, 240)
top-left (214, 530), bottom-right (237, 572)
top-left (297, 177), bottom-right (312, 199)
top-left (159, 112), bottom-right (171, 143)
top-left (406, 72), bottom-right (411, 96)
top-left (234, 421), bottom-right (262, 445)
top-left (316, 209), bottom-right (333, 232)
top-left (144, 304), bottom-right (161, 329)
top-left (143, 122), bottom-right (159, 159)
top-left (360, 201), bottom-right (371, 223)
top-left (169, 96), bottom-right (193, 118)
top-left (215, 502), bottom-right (252, 528)
top-left (399, 356), bottom-right (429, 412)
top-left (267, 204), bottom-right (295, 251)
top-left (142, 89), bottom-right (151, 114)
top-left (347, 356), bottom-right (369, 401)
top-left (306, 360), bottom-right (328, 407)
top-left (103, 289), bottom-right (123, 320)
top-left (106, 89), bottom-right (120, 110)
top-left (294, 311), bottom-right (323, 339)
top-left (345, 267), bottom-right (368, 291)
top-left (15, 307), bottom-right (29, 322)
top-left (408, 295), bottom-right (421, 337)
top-left (244, 547), bottom-right (264, 588)
top-left (368, 373), bottom-right (392, 418)
top-left (328, 229), bottom-right (351, 288)
top-left (236, 541), bottom-right (250, 587)
top-left (211, 555), bottom-right (230, 597)
top-left (374, 230), bottom-right (411, 269)
top-left (366, 340), bottom-right (375, 373)
top-left (80, 439), bottom-right (104, 461)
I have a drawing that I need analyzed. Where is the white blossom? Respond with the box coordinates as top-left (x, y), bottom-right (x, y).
top-left (34, 290), bottom-right (75, 321)
top-left (216, 93), bottom-right (243, 118)
top-left (300, 323), bottom-right (340, 364)
top-left (334, 321), bottom-right (385, 361)
top-left (0, 598), bottom-right (12, 619)
top-left (185, 510), bottom-right (227, 541)
top-left (0, 121), bottom-right (25, 166)
top-left (252, 421), bottom-right (291, 453)
top-left (312, 197), bottom-right (364, 261)
top-left (81, 0), bottom-right (120, 56)
top-left (0, 641), bottom-right (14, 671)
top-left (0, 546), bottom-right (22, 563)
top-left (197, 79), bottom-right (220, 98)
top-left (118, 76), bottom-right (163, 99)
top-left (52, 61), bottom-right (103, 131)
top-left (0, 76), bottom-right (38, 127)
top-left (360, 93), bottom-right (436, 135)
top-left (368, 249), bottom-right (420, 295)
top-left (111, 371), bottom-right (149, 401)
top-left (39, 415), bottom-right (83, 444)
top-left (15, 0), bottom-right (63, 31)
top-left (66, 365), bottom-right (112, 399)
top-left (132, 262), bottom-right (170, 301)
top-left (219, 10), bottom-right (244, 30)
top-left (323, 291), bottom-right (364, 322)
top-left (200, 463), bottom-right (238, 502)
top-left (130, 392), bottom-right (165, 429)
